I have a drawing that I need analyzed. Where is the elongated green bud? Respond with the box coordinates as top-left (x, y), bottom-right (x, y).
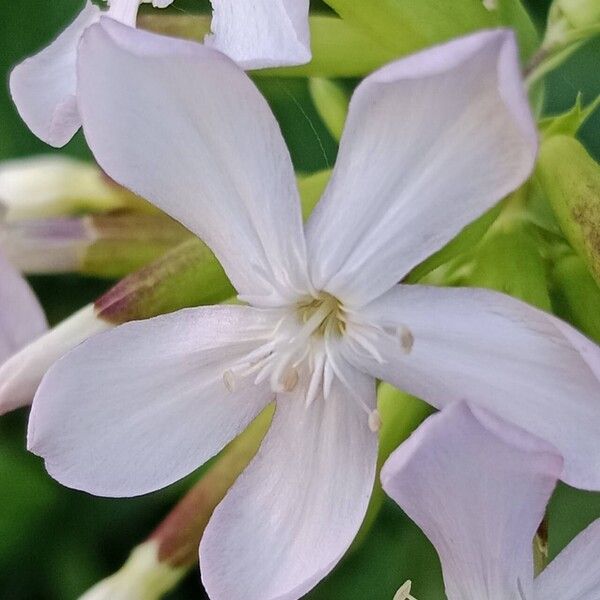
top-left (0, 213), bottom-right (190, 278)
top-left (308, 78), bottom-right (349, 142)
top-left (78, 407), bottom-right (273, 600)
top-left (537, 135), bottom-right (600, 287)
top-left (95, 238), bottom-right (234, 324)
top-left (551, 252), bottom-right (600, 343)
top-left (551, 0), bottom-right (600, 31)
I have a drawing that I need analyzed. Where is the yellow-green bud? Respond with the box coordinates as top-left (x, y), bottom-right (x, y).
top-left (554, 0), bottom-right (600, 30)
top-left (536, 135), bottom-right (600, 287)
top-left (308, 78), bottom-right (349, 142)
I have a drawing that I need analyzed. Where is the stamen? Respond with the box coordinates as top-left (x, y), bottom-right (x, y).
top-left (394, 580), bottom-right (418, 600)
top-left (397, 325), bottom-right (414, 354)
top-left (368, 409), bottom-right (382, 433)
top-left (281, 367), bottom-right (299, 392)
top-left (306, 353), bottom-right (325, 407)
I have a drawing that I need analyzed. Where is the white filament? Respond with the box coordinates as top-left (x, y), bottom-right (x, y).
top-left (222, 293), bottom-right (414, 429)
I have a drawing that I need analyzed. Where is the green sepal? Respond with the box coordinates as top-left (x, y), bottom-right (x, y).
top-left (539, 92), bottom-right (600, 138)
top-left (536, 135), bottom-right (600, 287)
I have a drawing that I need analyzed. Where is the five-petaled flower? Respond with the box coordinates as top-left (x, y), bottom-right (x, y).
top-left (27, 20), bottom-right (600, 600)
top-left (382, 402), bottom-right (600, 600)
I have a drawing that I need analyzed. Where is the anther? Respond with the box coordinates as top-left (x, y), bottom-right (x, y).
top-left (281, 367), bottom-right (299, 392)
top-left (397, 325), bottom-right (414, 354)
top-left (223, 370), bottom-right (236, 392)
top-left (394, 580), bottom-right (418, 600)
top-left (368, 409), bottom-right (382, 433)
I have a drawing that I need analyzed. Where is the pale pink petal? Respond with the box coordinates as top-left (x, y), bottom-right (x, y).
top-left (0, 305), bottom-right (109, 415)
top-left (9, 1), bottom-right (101, 147)
top-left (201, 371), bottom-right (377, 600)
top-left (0, 252), bottom-right (47, 363)
top-left (306, 29), bottom-right (537, 307)
top-left (534, 518), bottom-right (600, 599)
top-left (77, 19), bottom-right (309, 306)
top-left (28, 306), bottom-right (277, 496)
top-left (381, 403), bottom-right (562, 600)
top-left (350, 285), bottom-right (600, 490)
top-left (206, 0), bottom-right (311, 69)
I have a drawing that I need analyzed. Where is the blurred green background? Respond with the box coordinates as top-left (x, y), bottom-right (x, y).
top-left (0, 1), bottom-right (599, 598)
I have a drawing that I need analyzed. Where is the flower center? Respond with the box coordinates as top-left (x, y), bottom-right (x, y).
top-left (222, 292), bottom-right (413, 432)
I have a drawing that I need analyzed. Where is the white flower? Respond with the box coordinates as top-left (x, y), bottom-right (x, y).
top-left (9, 0), bottom-right (310, 147)
top-left (205, 0), bottom-right (311, 69)
top-left (382, 402), bottom-right (600, 600)
top-left (9, 0), bottom-right (174, 147)
top-left (28, 21), bottom-right (600, 600)
top-left (0, 155), bottom-right (125, 221)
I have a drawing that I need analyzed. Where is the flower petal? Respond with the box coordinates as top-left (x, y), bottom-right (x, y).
top-left (306, 29), bottom-right (537, 307)
top-left (381, 402), bottom-right (562, 600)
top-left (534, 518), bottom-right (600, 600)
top-left (28, 305), bottom-right (276, 497)
top-left (9, 1), bottom-right (101, 147)
top-left (201, 371), bottom-right (378, 600)
top-left (0, 304), bottom-right (109, 415)
top-left (206, 0), bottom-right (311, 69)
top-left (351, 284), bottom-right (600, 490)
top-left (0, 252), bottom-right (47, 363)
top-left (77, 19), bottom-right (309, 306)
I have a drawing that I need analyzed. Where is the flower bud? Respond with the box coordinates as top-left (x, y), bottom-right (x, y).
top-left (0, 212), bottom-right (190, 278)
top-left (308, 78), bottom-right (349, 141)
top-left (79, 407), bottom-right (273, 599)
top-left (536, 135), bottom-right (600, 287)
top-left (78, 541), bottom-right (185, 600)
top-left (461, 221), bottom-right (552, 311)
top-left (551, 252), bottom-right (600, 343)
top-left (553, 0), bottom-right (600, 30)
top-left (0, 155), bottom-right (141, 221)
top-left (0, 305), bottom-right (110, 415)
